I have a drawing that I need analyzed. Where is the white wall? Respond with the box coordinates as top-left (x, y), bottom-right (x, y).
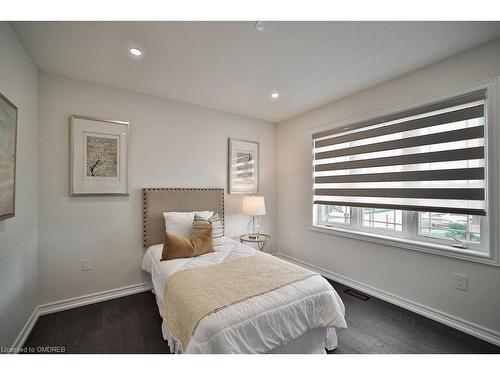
top-left (37, 73), bottom-right (277, 304)
top-left (277, 39), bottom-right (500, 338)
top-left (0, 23), bottom-right (38, 348)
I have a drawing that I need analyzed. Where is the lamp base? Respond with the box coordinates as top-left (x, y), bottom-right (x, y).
top-left (247, 216), bottom-right (261, 237)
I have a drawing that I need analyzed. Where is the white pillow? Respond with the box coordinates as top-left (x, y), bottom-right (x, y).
top-left (163, 211), bottom-right (213, 238)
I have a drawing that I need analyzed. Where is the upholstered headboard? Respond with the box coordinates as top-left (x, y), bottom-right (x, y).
top-left (142, 188), bottom-right (225, 247)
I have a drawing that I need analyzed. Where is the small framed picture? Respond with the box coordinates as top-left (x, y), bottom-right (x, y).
top-left (228, 138), bottom-right (259, 194)
top-left (70, 114), bottom-right (130, 196)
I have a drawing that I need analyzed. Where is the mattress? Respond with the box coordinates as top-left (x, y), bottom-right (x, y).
top-left (142, 238), bottom-right (347, 353)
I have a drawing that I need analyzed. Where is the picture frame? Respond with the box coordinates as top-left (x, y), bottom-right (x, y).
top-left (69, 114), bottom-right (130, 196)
top-left (228, 138), bottom-right (259, 194)
top-left (0, 92), bottom-right (18, 220)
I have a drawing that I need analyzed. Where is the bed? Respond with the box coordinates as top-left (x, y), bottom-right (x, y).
top-left (141, 188), bottom-right (347, 354)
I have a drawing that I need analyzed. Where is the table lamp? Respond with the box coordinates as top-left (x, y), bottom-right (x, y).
top-left (242, 196), bottom-right (266, 239)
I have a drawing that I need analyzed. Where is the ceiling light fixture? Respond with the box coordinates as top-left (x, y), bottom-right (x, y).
top-left (255, 21), bottom-right (265, 32)
top-left (129, 48), bottom-right (142, 56)
top-left (271, 92), bottom-right (280, 99)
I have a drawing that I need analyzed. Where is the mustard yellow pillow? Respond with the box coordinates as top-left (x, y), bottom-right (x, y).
top-left (191, 227), bottom-right (214, 254)
top-left (161, 227), bottom-right (214, 261)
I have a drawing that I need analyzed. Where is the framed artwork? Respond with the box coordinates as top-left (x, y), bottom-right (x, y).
top-left (228, 138), bottom-right (259, 194)
top-left (0, 92), bottom-right (18, 220)
top-left (70, 114), bottom-right (130, 196)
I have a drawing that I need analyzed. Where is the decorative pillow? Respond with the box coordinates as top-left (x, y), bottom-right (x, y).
top-left (190, 227), bottom-right (214, 253)
top-left (192, 213), bottom-right (225, 247)
top-left (208, 213), bottom-right (225, 247)
top-left (163, 211), bottom-right (213, 238)
top-left (161, 227), bottom-right (214, 261)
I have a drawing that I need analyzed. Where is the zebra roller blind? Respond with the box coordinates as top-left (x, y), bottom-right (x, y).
top-left (313, 90), bottom-right (487, 216)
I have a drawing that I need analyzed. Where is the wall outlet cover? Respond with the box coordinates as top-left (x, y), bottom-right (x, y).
top-left (453, 273), bottom-right (468, 291)
top-left (82, 258), bottom-right (92, 271)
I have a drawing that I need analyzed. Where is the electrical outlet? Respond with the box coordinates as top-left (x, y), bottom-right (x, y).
top-left (453, 273), bottom-right (468, 291)
top-left (82, 258), bottom-right (92, 272)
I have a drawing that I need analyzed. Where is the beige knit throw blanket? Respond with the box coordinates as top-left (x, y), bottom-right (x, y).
top-left (163, 253), bottom-right (317, 351)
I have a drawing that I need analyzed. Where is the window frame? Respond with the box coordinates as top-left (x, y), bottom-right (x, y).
top-left (310, 78), bottom-right (500, 267)
top-left (315, 206), bottom-right (488, 252)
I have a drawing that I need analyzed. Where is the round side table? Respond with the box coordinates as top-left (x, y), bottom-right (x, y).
top-left (240, 234), bottom-right (271, 251)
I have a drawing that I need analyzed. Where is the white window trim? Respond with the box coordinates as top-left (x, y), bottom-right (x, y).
top-left (310, 77), bottom-right (500, 267)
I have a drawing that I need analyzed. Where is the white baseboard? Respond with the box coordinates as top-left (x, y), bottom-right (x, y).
top-left (37, 282), bottom-right (153, 316)
top-left (277, 252), bottom-right (500, 347)
top-left (10, 282), bottom-right (153, 352)
top-left (9, 305), bottom-right (40, 353)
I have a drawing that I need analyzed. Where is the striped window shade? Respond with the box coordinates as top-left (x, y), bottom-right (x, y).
top-left (313, 90), bottom-right (487, 216)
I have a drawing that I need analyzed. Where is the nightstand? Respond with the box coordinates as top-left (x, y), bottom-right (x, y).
top-left (240, 234), bottom-right (271, 251)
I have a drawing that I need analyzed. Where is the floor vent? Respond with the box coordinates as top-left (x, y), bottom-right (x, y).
top-left (344, 289), bottom-right (370, 301)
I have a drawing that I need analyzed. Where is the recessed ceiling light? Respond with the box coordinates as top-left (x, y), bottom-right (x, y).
top-left (129, 48), bottom-right (142, 57)
top-left (271, 92), bottom-right (280, 99)
top-left (255, 21), bottom-right (265, 32)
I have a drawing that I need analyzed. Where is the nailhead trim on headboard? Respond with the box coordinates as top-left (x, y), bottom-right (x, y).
top-left (142, 188), bottom-right (225, 247)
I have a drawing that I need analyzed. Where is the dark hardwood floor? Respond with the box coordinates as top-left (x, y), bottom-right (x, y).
top-left (24, 292), bottom-right (170, 354)
top-left (23, 280), bottom-right (500, 354)
top-left (327, 281), bottom-right (499, 354)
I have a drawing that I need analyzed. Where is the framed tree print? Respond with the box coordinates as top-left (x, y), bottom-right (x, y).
top-left (70, 114), bottom-right (130, 196)
top-left (0, 92), bottom-right (18, 220)
top-left (228, 138), bottom-right (259, 194)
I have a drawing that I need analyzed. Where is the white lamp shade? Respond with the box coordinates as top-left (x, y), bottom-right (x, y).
top-left (242, 196), bottom-right (266, 216)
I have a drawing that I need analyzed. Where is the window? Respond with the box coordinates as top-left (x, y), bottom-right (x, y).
top-left (317, 205), bottom-right (351, 226)
top-left (314, 204), bottom-right (486, 251)
top-left (312, 89), bottom-right (491, 260)
top-left (418, 212), bottom-right (480, 243)
top-left (362, 208), bottom-right (402, 232)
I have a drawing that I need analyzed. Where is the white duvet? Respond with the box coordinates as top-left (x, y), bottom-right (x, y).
top-left (142, 238), bottom-right (347, 353)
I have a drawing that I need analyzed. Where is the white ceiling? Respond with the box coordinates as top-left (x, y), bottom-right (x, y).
top-left (11, 21), bottom-right (500, 123)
